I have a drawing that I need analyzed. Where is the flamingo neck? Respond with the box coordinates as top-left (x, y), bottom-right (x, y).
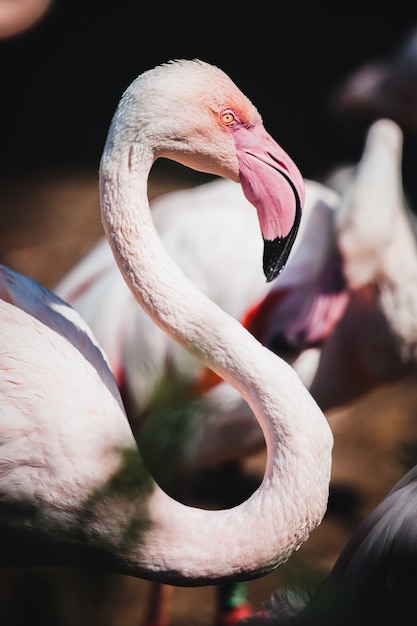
top-left (99, 141), bottom-right (264, 404)
top-left (98, 137), bottom-right (333, 583)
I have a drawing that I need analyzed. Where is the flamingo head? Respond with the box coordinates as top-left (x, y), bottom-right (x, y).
top-left (112, 59), bottom-right (305, 282)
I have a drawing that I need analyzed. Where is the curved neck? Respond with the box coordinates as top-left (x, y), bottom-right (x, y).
top-left (98, 138), bottom-right (333, 583)
top-left (100, 142), bottom-right (263, 402)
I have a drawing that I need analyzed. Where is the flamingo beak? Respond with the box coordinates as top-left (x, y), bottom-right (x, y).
top-left (232, 122), bottom-right (305, 282)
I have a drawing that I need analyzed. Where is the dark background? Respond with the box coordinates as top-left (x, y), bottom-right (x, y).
top-left (1, 1), bottom-right (416, 182)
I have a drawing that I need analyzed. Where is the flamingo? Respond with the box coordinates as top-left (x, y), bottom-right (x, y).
top-left (0, 58), bottom-right (333, 624)
top-left (309, 118), bottom-right (417, 410)
top-left (237, 463), bottom-right (417, 625)
top-left (55, 114), bottom-right (416, 624)
top-left (54, 175), bottom-right (344, 626)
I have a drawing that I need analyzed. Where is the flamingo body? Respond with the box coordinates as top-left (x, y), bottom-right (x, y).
top-left (0, 59), bottom-right (333, 587)
top-left (311, 118), bottom-right (417, 410)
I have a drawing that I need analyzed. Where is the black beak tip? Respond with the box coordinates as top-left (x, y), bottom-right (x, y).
top-left (264, 261), bottom-right (285, 283)
top-left (263, 236), bottom-right (292, 283)
top-left (262, 185), bottom-right (303, 283)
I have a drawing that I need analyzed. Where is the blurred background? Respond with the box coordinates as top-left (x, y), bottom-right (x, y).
top-left (0, 0), bottom-right (415, 178)
top-left (1, 2), bottom-right (417, 625)
top-left (2, 0), bottom-right (417, 287)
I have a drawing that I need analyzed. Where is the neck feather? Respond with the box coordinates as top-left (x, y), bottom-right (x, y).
top-left (98, 137), bottom-right (333, 583)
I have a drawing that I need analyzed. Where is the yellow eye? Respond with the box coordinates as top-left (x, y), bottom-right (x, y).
top-left (221, 111), bottom-right (235, 125)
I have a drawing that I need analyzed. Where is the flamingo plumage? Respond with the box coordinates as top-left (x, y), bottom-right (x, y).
top-left (59, 119), bottom-right (413, 475)
top-left (54, 123), bottom-right (345, 626)
top-left (55, 176), bottom-right (343, 422)
top-left (136, 117), bottom-right (416, 533)
top-left (55, 174), bottom-right (343, 626)
top-left (55, 113), bottom-right (417, 624)
top-left (0, 59), bottom-right (332, 622)
top-left (310, 118), bottom-right (417, 410)
top-left (236, 117), bottom-right (417, 626)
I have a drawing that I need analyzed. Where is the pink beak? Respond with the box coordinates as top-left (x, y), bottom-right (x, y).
top-left (231, 122), bottom-right (305, 282)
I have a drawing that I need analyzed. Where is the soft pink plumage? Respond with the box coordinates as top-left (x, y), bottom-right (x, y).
top-left (0, 60), bottom-right (332, 599)
top-left (310, 118), bottom-right (417, 410)
top-left (54, 141), bottom-right (343, 626)
top-left (236, 119), bottom-right (417, 625)
top-left (55, 177), bottom-right (343, 424)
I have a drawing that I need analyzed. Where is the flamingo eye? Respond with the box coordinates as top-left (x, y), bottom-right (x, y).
top-left (221, 110), bottom-right (236, 125)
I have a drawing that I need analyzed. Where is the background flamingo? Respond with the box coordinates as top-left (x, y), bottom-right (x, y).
top-left (0, 59), bottom-right (332, 623)
top-left (309, 118), bottom-right (417, 410)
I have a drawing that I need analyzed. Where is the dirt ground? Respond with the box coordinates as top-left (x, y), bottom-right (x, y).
top-left (0, 168), bottom-right (416, 625)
